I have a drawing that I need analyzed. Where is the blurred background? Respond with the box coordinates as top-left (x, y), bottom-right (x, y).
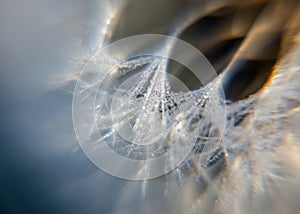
top-left (1, 0), bottom-right (299, 213)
